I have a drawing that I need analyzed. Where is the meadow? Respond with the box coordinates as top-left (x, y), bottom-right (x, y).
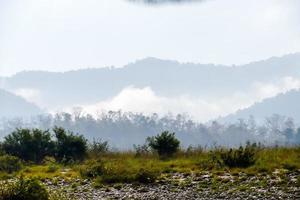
top-left (0, 128), bottom-right (299, 199)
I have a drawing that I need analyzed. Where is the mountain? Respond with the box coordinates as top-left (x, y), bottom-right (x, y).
top-left (0, 89), bottom-right (43, 118)
top-left (0, 53), bottom-right (300, 116)
top-left (221, 90), bottom-right (300, 123)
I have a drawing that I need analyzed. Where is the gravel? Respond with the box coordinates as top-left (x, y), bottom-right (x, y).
top-left (45, 170), bottom-right (300, 200)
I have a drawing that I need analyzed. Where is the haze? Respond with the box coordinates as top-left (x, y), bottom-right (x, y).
top-left (0, 0), bottom-right (300, 76)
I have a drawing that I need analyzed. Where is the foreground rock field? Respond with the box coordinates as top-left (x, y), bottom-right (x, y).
top-left (45, 170), bottom-right (300, 200)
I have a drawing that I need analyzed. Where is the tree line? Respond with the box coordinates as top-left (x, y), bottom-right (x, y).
top-left (1, 111), bottom-right (300, 149)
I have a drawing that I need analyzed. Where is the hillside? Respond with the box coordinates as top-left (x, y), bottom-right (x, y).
top-left (1, 53), bottom-right (300, 111)
top-left (221, 90), bottom-right (300, 123)
top-left (0, 89), bottom-right (43, 118)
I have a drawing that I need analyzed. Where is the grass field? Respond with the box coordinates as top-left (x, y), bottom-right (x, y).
top-left (2, 146), bottom-right (298, 183)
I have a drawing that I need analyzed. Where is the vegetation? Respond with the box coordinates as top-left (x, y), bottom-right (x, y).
top-left (0, 128), bottom-right (299, 197)
top-left (0, 177), bottom-right (49, 200)
top-left (1, 127), bottom-right (87, 164)
top-left (88, 139), bottom-right (109, 157)
top-left (147, 131), bottom-right (180, 158)
top-left (0, 155), bottom-right (22, 174)
top-left (53, 126), bottom-right (87, 163)
top-left (2, 112), bottom-right (300, 149)
top-left (219, 142), bottom-right (257, 168)
top-left (2, 129), bottom-right (55, 163)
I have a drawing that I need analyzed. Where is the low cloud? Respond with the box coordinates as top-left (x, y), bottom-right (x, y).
top-left (12, 88), bottom-right (43, 107)
top-left (66, 76), bottom-right (300, 122)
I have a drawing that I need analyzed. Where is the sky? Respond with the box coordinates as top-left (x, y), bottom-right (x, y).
top-left (0, 0), bottom-right (300, 76)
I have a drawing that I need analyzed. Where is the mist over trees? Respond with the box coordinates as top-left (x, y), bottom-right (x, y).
top-left (0, 111), bottom-right (299, 149)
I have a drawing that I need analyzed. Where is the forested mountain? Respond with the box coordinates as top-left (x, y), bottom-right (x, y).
top-left (1, 53), bottom-right (299, 110)
top-left (0, 54), bottom-right (300, 147)
top-left (0, 89), bottom-right (43, 118)
top-left (221, 90), bottom-right (300, 123)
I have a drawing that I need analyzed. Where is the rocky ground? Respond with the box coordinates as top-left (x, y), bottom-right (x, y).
top-left (45, 170), bottom-right (300, 200)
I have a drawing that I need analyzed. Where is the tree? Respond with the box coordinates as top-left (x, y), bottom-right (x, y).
top-left (283, 128), bottom-right (295, 144)
top-left (147, 131), bottom-right (180, 158)
top-left (2, 129), bottom-right (54, 163)
top-left (53, 126), bottom-right (87, 162)
top-left (295, 128), bottom-right (300, 145)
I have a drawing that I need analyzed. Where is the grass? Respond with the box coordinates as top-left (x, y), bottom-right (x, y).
top-left (0, 146), bottom-right (299, 184)
top-left (19, 164), bottom-right (79, 180)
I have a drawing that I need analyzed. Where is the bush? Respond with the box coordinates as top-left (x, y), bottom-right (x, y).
top-left (2, 129), bottom-right (55, 163)
top-left (147, 131), bottom-right (180, 158)
top-left (135, 168), bottom-right (158, 184)
top-left (42, 156), bottom-right (56, 165)
top-left (133, 144), bottom-right (150, 157)
top-left (1, 127), bottom-right (89, 164)
top-left (0, 155), bottom-right (22, 173)
top-left (53, 127), bottom-right (87, 163)
top-left (0, 177), bottom-right (49, 200)
top-left (80, 159), bottom-right (106, 178)
top-left (46, 164), bottom-right (59, 173)
top-left (220, 143), bottom-right (257, 168)
top-left (88, 139), bottom-right (109, 157)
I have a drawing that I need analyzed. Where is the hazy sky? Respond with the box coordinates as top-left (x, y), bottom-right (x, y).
top-left (0, 0), bottom-right (300, 76)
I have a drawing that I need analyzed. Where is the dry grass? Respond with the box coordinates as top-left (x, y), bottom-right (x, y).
top-left (1, 146), bottom-right (298, 184)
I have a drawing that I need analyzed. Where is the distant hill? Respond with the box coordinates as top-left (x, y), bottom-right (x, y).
top-left (0, 89), bottom-right (43, 118)
top-left (1, 53), bottom-right (300, 111)
top-left (220, 90), bottom-right (300, 123)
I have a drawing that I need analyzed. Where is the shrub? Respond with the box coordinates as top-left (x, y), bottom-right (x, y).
top-left (0, 177), bottom-right (49, 200)
top-left (133, 144), bottom-right (150, 157)
top-left (42, 156), bottom-right (56, 165)
top-left (282, 162), bottom-right (298, 171)
top-left (53, 126), bottom-right (87, 163)
top-left (46, 164), bottom-right (59, 173)
top-left (219, 143), bottom-right (257, 168)
top-left (0, 155), bottom-right (22, 173)
top-left (88, 139), bottom-right (109, 157)
top-left (2, 129), bottom-right (55, 163)
top-left (147, 131), bottom-right (180, 158)
top-left (135, 168), bottom-right (158, 184)
top-left (80, 159), bottom-right (106, 178)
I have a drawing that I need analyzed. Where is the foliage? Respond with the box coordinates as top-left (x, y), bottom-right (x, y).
top-left (0, 145), bottom-right (298, 186)
top-left (53, 126), bottom-right (87, 163)
top-left (80, 159), bottom-right (106, 178)
top-left (133, 143), bottom-right (150, 157)
top-left (135, 168), bottom-right (158, 183)
top-left (88, 139), bottom-right (109, 158)
top-left (2, 129), bottom-right (55, 163)
top-left (0, 155), bottom-right (22, 174)
top-left (0, 177), bottom-right (49, 200)
top-left (1, 127), bottom-right (88, 164)
top-left (219, 142), bottom-right (257, 168)
top-left (147, 131), bottom-right (180, 158)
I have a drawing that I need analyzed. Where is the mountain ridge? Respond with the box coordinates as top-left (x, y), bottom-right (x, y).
top-left (220, 89), bottom-right (300, 123)
top-left (0, 89), bottom-right (43, 118)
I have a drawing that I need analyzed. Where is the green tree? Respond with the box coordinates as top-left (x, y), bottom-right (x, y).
top-left (2, 129), bottom-right (55, 163)
top-left (53, 126), bottom-right (87, 162)
top-left (147, 131), bottom-right (180, 158)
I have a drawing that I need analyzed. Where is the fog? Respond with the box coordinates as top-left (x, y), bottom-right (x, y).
top-left (1, 0), bottom-right (300, 75)
top-left (1, 0), bottom-right (300, 148)
top-left (1, 112), bottom-right (299, 149)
